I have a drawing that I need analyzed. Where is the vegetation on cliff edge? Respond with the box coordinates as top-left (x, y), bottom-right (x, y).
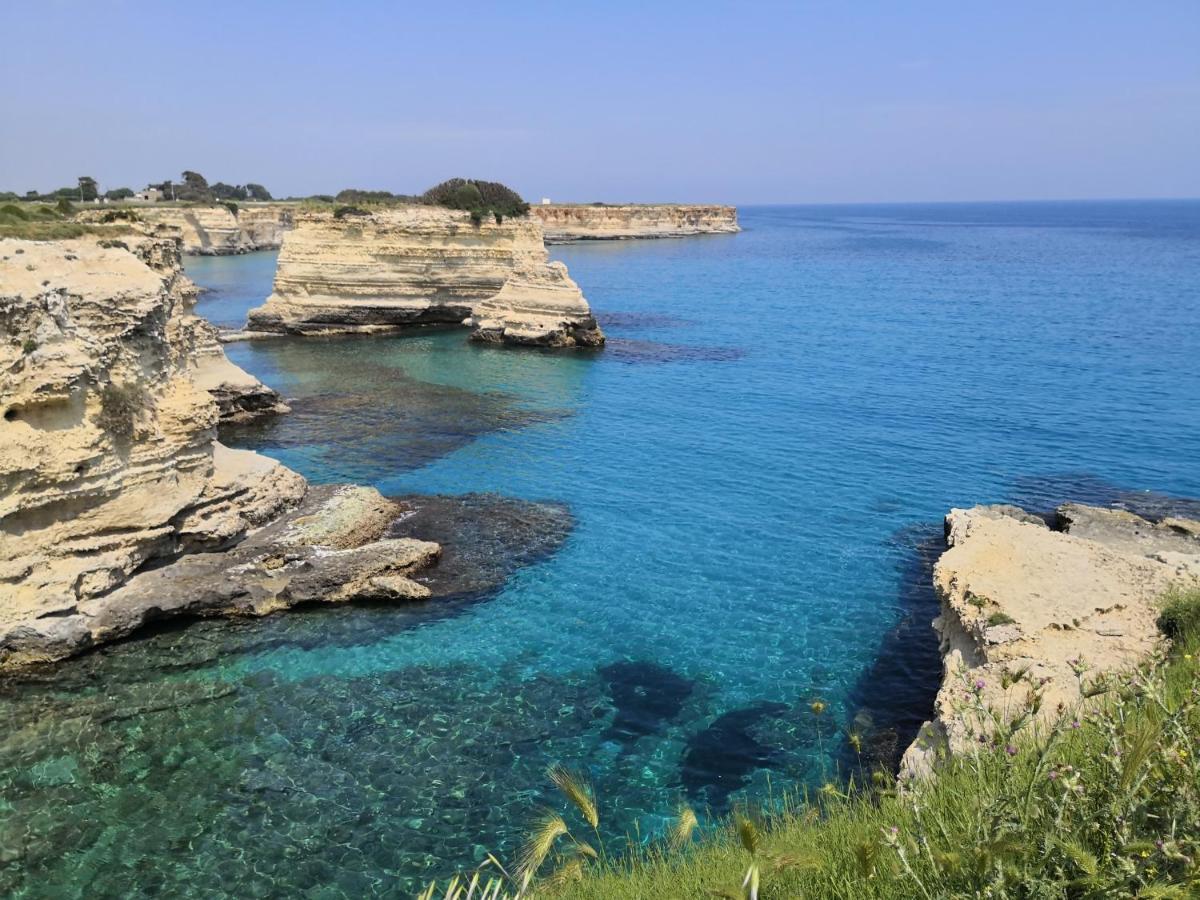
top-left (422, 589), bottom-right (1200, 899)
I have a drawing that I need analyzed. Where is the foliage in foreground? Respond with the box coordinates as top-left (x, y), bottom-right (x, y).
top-left (422, 590), bottom-right (1200, 899)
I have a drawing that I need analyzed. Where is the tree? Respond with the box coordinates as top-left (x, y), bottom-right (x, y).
top-left (105, 187), bottom-right (135, 200)
top-left (211, 182), bottom-right (248, 201)
top-left (245, 183), bottom-right (272, 201)
top-left (77, 176), bottom-right (98, 201)
top-left (177, 171), bottom-right (212, 202)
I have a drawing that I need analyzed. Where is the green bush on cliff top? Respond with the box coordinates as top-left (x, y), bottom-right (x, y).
top-left (420, 178), bottom-right (530, 225)
top-left (422, 590), bottom-right (1200, 899)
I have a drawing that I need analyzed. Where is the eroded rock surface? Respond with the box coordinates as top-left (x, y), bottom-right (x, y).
top-left (531, 204), bottom-right (740, 242)
top-left (902, 502), bottom-right (1200, 777)
top-left (79, 205), bottom-right (295, 255)
top-left (0, 238), bottom-right (436, 669)
top-left (246, 208), bottom-right (603, 347)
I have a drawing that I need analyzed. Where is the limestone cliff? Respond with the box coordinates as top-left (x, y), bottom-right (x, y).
top-left (247, 208), bottom-right (603, 347)
top-left (80, 204), bottom-right (294, 255)
top-left (0, 237), bottom-right (438, 669)
top-left (901, 503), bottom-right (1200, 778)
top-left (531, 204), bottom-right (739, 242)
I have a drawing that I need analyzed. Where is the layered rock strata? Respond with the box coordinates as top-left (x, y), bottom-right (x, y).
top-left (247, 208), bottom-right (603, 347)
top-left (902, 503), bottom-right (1200, 777)
top-left (0, 237), bottom-right (438, 669)
top-left (531, 204), bottom-right (739, 242)
top-left (79, 204), bottom-right (294, 255)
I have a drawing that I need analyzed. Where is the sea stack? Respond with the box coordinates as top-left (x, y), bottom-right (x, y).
top-left (246, 207), bottom-right (604, 347)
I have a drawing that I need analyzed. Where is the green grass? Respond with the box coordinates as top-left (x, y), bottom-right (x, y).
top-left (0, 203), bottom-right (132, 241)
top-left (424, 589), bottom-right (1200, 899)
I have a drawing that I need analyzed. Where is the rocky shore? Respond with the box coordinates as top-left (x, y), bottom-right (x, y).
top-left (0, 235), bottom-right (442, 670)
top-left (531, 204), bottom-right (740, 242)
top-left (902, 501), bottom-right (1200, 777)
top-left (246, 207), bottom-right (604, 347)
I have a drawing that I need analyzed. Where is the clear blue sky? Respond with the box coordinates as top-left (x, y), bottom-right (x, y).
top-left (3, 1), bottom-right (1197, 204)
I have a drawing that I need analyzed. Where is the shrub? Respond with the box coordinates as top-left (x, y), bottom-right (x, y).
top-left (97, 381), bottom-right (146, 439)
top-left (222, 200), bottom-right (239, 216)
top-left (420, 177), bottom-right (530, 225)
top-left (1157, 588), bottom-right (1200, 640)
top-left (335, 188), bottom-right (399, 204)
top-left (332, 205), bottom-right (370, 220)
top-left (987, 611), bottom-right (1016, 626)
top-left (22, 338), bottom-right (37, 354)
top-left (55, 198), bottom-right (76, 216)
top-left (0, 204), bottom-right (29, 221)
top-left (98, 209), bottom-right (139, 223)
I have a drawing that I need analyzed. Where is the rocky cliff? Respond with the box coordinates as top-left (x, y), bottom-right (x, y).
top-left (531, 204), bottom-right (739, 242)
top-left (0, 237), bottom-right (439, 669)
top-left (82, 204), bottom-right (295, 255)
top-left (247, 208), bottom-right (604, 347)
top-left (902, 503), bottom-right (1200, 777)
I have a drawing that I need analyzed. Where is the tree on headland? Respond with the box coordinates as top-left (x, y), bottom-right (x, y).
top-left (177, 171), bottom-right (213, 202)
top-left (245, 183), bottom-right (272, 201)
top-left (420, 178), bottom-right (529, 225)
top-left (105, 187), bottom-right (135, 200)
top-left (77, 177), bottom-right (98, 202)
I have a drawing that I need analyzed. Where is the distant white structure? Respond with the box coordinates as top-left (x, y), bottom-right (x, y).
top-left (133, 187), bottom-right (163, 202)
top-left (540, 198), bottom-right (552, 205)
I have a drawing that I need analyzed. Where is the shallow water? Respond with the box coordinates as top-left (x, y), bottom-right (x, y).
top-left (3, 202), bottom-right (1199, 896)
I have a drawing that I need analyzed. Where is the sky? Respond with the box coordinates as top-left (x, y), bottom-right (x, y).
top-left (2, 1), bottom-right (1198, 204)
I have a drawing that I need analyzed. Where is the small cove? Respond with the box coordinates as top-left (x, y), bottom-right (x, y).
top-left (2, 201), bottom-right (1199, 897)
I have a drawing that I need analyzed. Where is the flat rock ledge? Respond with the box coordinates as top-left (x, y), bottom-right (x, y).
top-left (0, 484), bottom-right (440, 670)
top-left (901, 502), bottom-right (1200, 779)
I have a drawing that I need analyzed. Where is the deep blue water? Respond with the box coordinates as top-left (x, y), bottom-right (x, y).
top-left (2, 201), bottom-right (1198, 897)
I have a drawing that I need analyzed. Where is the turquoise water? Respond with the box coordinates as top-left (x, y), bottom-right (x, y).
top-left (2, 202), bottom-right (1199, 897)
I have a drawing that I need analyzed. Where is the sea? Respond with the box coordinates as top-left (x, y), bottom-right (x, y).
top-left (2, 200), bottom-right (1198, 897)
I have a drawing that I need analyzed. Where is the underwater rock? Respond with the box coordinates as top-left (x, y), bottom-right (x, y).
top-left (386, 493), bottom-right (574, 599)
top-left (680, 701), bottom-right (790, 810)
top-left (604, 338), bottom-right (744, 365)
top-left (598, 660), bottom-right (694, 745)
top-left (219, 360), bottom-right (568, 484)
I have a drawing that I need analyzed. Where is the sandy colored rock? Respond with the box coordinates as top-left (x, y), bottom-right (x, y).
top-left (79, 204), bottom-right (295, 255)
top-left (902, 503), bottom-right (1200, 778)
top-left (531, 204), bottom-right (739, 242)
top-left (0, 237), bottom-right (310, 669)
top-left (3, 485), bottom-right (440, 668)
top-left (246, 207), bottom-right (603, 347)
